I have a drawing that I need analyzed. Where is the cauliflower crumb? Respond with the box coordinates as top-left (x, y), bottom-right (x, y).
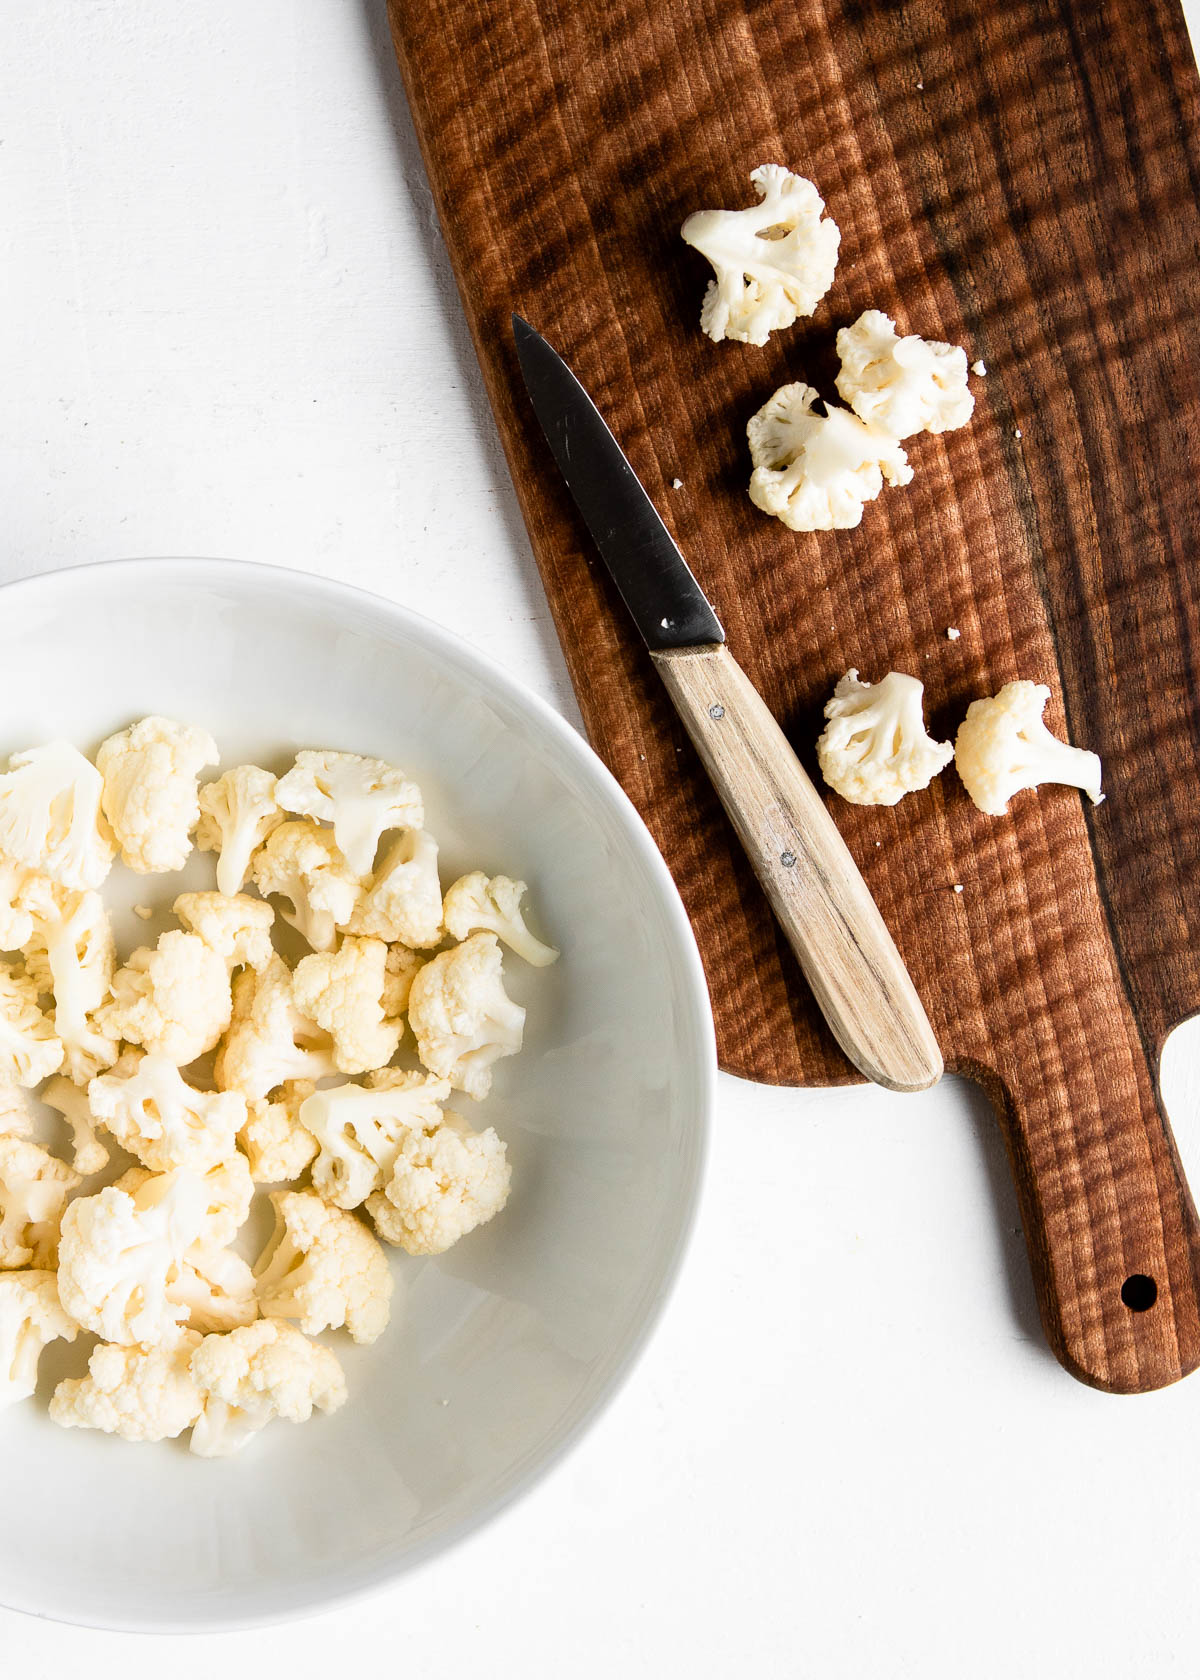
top-left (835, 309), bottom-right (974, 438)
top-left (133, 904), bottom-right (154, 921)
top-left (97, 716), bottom-right (219, 874)
top-left (954, 680), bottom-right (1103, 815)
top-left (747, 384), bottom-right (912, 532)
top-left (681, 164), bottom-right (840, 346)
top-left (276, 750), bottom-right (423, 877)
top-left (292, 936), bottom-right (402, 1075)
top-left (817, 670), bottom-right (953, 806)
top-left (671, 477), bottom-right (684, 490)
top-left (972, 360), bottom-right (987, 376)
top-left (407, 933), bottom-right (525, 1101)
top-left (50, 1333), bottom-right (203, 1441)
top-left (98, 929), bottom-right (231, 1066)
top-left (189, 1318), bottom-right (347, 1458)
top-left (946, 627), bottom-right (961, 641)
top-left (253, 1188), bottom-right (392, 1344)
top-left (367, 1107), bottom-right (510, 1256)
top-left (953, 883), bottom-right (965, 893)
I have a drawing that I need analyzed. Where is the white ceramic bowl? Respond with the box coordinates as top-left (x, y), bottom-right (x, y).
top-left (0, 558), bottom-right (713, 1632)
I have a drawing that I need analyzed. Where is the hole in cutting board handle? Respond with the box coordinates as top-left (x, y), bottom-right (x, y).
top-left (1121, 1274), bottom-right (1158, 1312)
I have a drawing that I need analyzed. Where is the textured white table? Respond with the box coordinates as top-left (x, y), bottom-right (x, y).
top-left (2, 4), bottom-right (1199, 1674)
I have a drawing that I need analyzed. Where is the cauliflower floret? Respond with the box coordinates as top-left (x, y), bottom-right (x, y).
top-left (0, 740), bottom-right (114, 891)
top-left (88, 1052), bottom-right (246, 1175)
top-left (276, 749), bottom-right (423, 877)
top-left (97, 930), bottom-right (232, 1066)
top-left (239, 1080), bottom-right (319, 1184)
top-left (407, 933), bottom-right (525, 1101)
top-left (253, 1188), bottom-right (392, 1344)
top-left (0, 962), bottom-right (64, 1087)
top-left (382, 943), bottom-right (424, 1017)
top-left (251, 820), bottom-right (362, 952)
top-left (41, 1075), bottom-right (110, 1175)
top-left (0, 1137), bottom-right (79, 1268)
top-left (214, 955), bottom-right (336, 1102)
top-left (835, 309), bottom-right (974, 439)
top-left (345, 828), bottom-right (443, 948)
top-left (195, 765), bottom-right (284, 897)
top-left (0, 855), bottom-right (39, 952)
top-left (96, 715), bottom-right (219, 874)
top-left (189, 1319), bottom-right (347, 1458)
top-left (21, 882), bottom-right (117, 1082)
top-left (292, 936), bottom-right (402, 1075)
top-left (442, 872), bottom-right (558, 967)
top-left (0, 1082), bottom-right (32, 1138)
top-left (681, 164), bottom-right (841, 346)
top-left (0, 1271), bottom-right (78, 1407)
top-left (56, 1168), bottom-right (210, 1345)
top-left (111, 1161), bottom-right (256, 1335)
top-left (747, 383), bottom-right (913, 532)
top-left (301, 1070), bottom-right (451, 1209)
top-left (366, 1108), bottom-right (510, 1256)
top-left (817, 670), bottom-right (954, 806)
top-left (173, 891), bottom-right (275, 974)
top-left (49, 1332), bottom-right (203, 1441)
top-left (955, 681), bottom-right (1105, 816)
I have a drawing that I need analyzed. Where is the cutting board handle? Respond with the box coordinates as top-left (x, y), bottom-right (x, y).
top-left (981, 1031), bottom-right (1200, 1392)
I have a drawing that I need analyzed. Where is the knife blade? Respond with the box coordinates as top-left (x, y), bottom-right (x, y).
top-left (513, 316), bottom-right (942, 1093)
top-left (512, 316), bottom-right (724, 650)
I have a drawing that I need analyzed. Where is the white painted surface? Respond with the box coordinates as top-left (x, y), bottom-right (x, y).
top-left (1, 2), bottom-right (1199, 1673)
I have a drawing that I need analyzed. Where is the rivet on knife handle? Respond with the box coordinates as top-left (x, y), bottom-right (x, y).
top-left (653, 643), bottom-right (942, 1091)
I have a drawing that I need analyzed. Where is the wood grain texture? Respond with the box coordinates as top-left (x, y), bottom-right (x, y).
top-left (388, 0), bottom-right (1200, 1389)
top-left (653, 643), bottom-right (943, 1091)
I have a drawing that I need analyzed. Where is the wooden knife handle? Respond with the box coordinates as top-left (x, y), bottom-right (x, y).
top-left (651, 643), bottom-right (942, 1093)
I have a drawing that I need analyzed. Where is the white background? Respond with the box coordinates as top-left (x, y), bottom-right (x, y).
top-left (2, 3), bottom-right (1200, 1674)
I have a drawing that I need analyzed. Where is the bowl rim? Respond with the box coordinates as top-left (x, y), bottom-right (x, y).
top-left (0, 556), bottom-right (716, 1635)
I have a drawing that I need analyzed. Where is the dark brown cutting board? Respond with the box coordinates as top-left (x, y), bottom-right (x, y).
top-left (388, 0), bottom-right (1200, 1391)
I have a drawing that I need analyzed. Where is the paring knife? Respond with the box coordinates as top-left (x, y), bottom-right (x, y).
top-left (513, 316), bottom-right (942, 1093)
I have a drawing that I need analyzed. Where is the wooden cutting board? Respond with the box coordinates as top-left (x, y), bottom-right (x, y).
top-left (388, 0), bottom-right (1200, 1391)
